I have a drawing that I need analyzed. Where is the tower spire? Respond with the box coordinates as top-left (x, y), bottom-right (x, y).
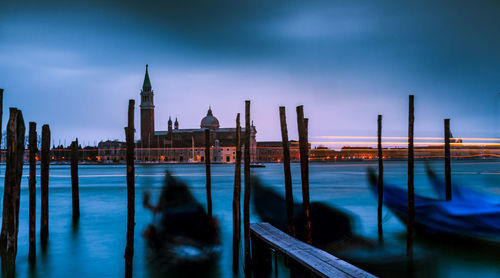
top-left (140, 64), bottom-right (155, 147)
top-left (143, 64), bottom-right (151, 90)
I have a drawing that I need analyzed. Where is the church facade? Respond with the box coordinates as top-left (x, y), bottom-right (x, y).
top-left (138, 65), bottom-right (257, 163)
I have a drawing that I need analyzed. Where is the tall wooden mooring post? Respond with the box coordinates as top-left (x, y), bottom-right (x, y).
top-left (0, 108), bottom-right (25, 277)
top-left (124, 99), bottom-right (135, 278)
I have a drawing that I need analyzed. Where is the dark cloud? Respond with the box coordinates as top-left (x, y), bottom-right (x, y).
top-left (0, 0), bottom-right (499, 142)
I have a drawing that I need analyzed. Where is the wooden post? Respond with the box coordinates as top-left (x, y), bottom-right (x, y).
top-left (0, 108), bottom-right (25, 276)
top-left (243, 100), bottom-right (251, 274)
top-left (0, 89), bottom-right (3, 158)
top-left (124, 99), bottom-right (135, 278)
top-left (296, 106), bottom-right (312, 245)
top-left (250, 233), bottom-right (272, 276)
top-left (444, 119), bottom-right (451, 201)
top-left (28, 122), bottom-right (37, 264)
top-left (407, 95), bottom-right (415, 258)
top-left (377, 115), bottom-right (384, 244)
top-left (205, 128), bottom-right (212, 219)
top-left (279, 106), bottom-right (295, 237)
top-left (71, 139), bottom-right (80, 222)
top-left (233, 113), bottom-right (242, 272)
top-left (40, 124), bottom-right (50, 248)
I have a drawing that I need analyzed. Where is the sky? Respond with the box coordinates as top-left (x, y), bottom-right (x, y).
top-left (0, 0), bottom-right (499, 147)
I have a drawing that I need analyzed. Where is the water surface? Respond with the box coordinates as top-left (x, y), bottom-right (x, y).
top-left (1, 160), bottom-right (499, 277)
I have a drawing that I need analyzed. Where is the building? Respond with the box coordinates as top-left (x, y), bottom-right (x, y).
top-left (140, 65), bottom-right (155, 147)
top-left (97, 140), bottom-right (126, 162)
top-left (138, 65), bottom-right (257, 162)
top-left (256, 141), bottom-right (300, 162)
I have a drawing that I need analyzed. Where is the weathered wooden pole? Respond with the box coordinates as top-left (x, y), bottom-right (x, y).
top-left (71, 139), bottom-right (80, 222)
top-left (296, 106), bottom-right (312, 245)
top-left (243, 100), bottom-right (251, 275)
top-left (444, 119), bottom-right (451, 201)
top-left (124, 99), bottom-right (135, 278)
top-left (279, 106), bottom-right (295, 237)
top-left (233, 113), bottom-right (242, 272)
top-left (28, 122), bottom-right (37, 264)
top-left (0, 108), bottom-right (25, 276)
top-left (40, 124), bottom-right (50, 248)
top-left (377, 115), bottom-right (384, 244)
top-left (407, 95), bottom-right (415, 258)
top-left (0, 89), bottom-right (3, 155)
top-left (250, 232), bottom-right (272, 276)
top-left (205, 128), bottom-right (212, 219)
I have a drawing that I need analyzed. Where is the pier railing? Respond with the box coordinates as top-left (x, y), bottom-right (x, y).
top-left (250, 222), bottom-right (377, 278)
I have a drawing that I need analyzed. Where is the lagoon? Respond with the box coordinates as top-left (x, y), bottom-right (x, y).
top-left (1, 160), bottom-right (499, 277)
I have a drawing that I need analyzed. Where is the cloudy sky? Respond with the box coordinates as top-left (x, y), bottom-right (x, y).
top-left (0, 0), bottom-right (499, 146)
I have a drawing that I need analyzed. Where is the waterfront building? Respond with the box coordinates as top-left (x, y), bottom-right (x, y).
top-left (138, 65), bottom-right (257, 162)
top-left (97, 140), bottom-right (126, 162)
top-left (256, 141), bottom-right (300, 162)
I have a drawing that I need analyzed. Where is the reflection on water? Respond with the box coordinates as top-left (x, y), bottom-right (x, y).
top-left (0, 160), bottom-right (498, 277)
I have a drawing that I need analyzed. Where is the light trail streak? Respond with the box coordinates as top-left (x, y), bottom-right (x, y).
top-left (310, 142), bottom-right (500, 146)
top-left (313, 136), bottom-right (500, 141)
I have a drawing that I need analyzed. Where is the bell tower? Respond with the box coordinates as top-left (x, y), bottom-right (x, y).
top-left (140, 64), bottom-right (155, 147)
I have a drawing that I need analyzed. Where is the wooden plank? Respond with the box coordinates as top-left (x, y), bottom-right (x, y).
top-left (250, 223), bottom-right (377, 278)
top-left (252, 223), bottom-right (375, 278)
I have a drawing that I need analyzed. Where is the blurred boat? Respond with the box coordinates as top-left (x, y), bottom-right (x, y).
top-left (143, 171), bottom-right (221, 276)
top-left (425, 163), bottom-right (500, 205)
top-left (367, 168), bottom-right (500, 243)
top-left (252, 176), bottom-right (433, 277)
top-left (250, 163), bottom-right (266, 168)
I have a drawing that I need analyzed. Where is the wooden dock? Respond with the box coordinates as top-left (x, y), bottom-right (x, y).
top-left (250, 223), bottom-right (377, 278)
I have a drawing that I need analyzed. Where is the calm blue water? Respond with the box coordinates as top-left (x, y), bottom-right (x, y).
top-left (0, 160), bottom-right (499, 277)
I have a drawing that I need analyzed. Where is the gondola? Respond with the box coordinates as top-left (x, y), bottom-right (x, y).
top-left (252, 176), bottom-right (432, 277)
top-left (367, 168), bottom-right (500, 243)
top-left (425, 163), bottom-right (500, 205)
top-left (143, 171), bottom-right (221, 276)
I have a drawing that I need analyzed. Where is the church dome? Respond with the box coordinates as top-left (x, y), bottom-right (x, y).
top-left (200, 107), bottom-right (220, 130)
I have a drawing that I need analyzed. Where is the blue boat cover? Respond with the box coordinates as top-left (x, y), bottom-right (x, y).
top-left (368, 168), bottom-right (500, 241)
